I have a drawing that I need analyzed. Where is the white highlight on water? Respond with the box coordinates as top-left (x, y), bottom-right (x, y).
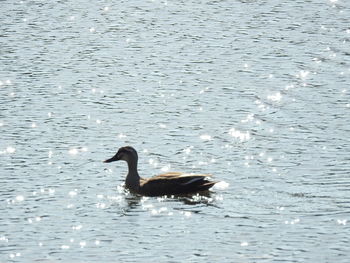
top-left (228, 128), bottom-right (250, 142)
top-left (214, 181), bottom-right (229, 190)
top-left (200, 134), bottom-right (212, 141)
top-left (6, 146), bottom-right (16, 154)
top-left (267, 92), bottom-right (282, 102)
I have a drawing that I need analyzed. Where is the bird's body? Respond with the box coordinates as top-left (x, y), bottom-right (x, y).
top-left (104, 146), bottom-right (217, 196)
top-left (139, 172), bottom-right (216, 196)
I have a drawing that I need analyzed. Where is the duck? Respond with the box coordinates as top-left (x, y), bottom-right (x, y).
top-left (104, 146), bottom-right (217, 196)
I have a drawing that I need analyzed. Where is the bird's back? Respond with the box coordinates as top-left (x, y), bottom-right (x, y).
top-left (139, 172), bottom-right (216, 196)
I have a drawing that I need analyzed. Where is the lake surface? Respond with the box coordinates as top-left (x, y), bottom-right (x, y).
top-left (1, 0), bottom-right (349, 262)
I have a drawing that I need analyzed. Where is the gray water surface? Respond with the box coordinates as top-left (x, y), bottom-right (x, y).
top-left (1, 0), bottom-right (350, 262)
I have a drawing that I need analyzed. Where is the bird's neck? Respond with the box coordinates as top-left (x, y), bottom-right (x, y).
top-left (125, 159), bottom-right (140, 191)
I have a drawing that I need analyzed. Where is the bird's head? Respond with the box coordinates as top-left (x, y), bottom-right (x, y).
top-left (104, 146), bottom-right (138, 163)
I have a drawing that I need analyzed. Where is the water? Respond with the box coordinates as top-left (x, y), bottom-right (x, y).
top-left (1, 0), bottom-right (349, 262)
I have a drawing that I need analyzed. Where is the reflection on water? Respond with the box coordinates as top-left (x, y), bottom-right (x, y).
top-left (1, 0), bottom-right (350, 262)
top-left (105, 187), bottom-right (225, 217)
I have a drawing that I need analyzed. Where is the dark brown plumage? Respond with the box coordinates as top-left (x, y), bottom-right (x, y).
top-left (104, 146), bottom-right (217, 197)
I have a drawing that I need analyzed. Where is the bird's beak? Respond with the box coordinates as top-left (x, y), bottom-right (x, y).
top-left (103, 153), bottom-right (120, 163)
